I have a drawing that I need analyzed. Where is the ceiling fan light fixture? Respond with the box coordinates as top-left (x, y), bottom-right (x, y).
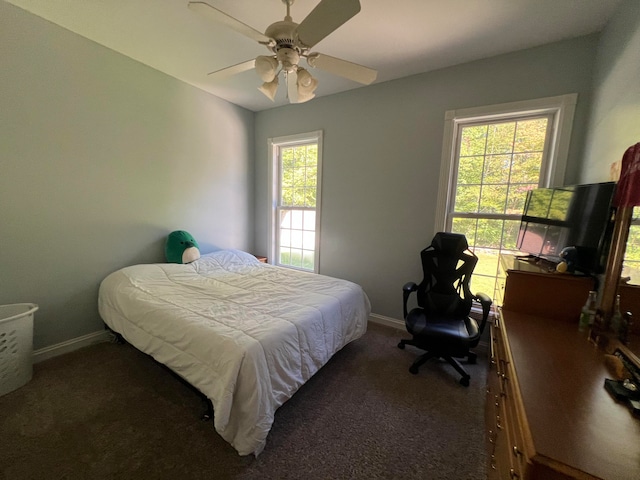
top-left (296, 67), bottom-right (313, 88)
top-left (296, 71), bottom-right (318, 103)
top-left (296, 91), bottom-right (316, 103)
top-left (276, 47), bottom-right (300, 73)
top-left (258, 76), bottom-right (279, 101)
top-left (255, 55), bottom-right (279, 82)
top-left (297, 68), bottom-right (318, 103)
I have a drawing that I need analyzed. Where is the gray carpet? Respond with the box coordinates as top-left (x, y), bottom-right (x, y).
top-left (0, 323), bottom-right (487, 480)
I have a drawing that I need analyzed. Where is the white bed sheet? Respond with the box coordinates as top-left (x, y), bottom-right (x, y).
top-left (98, 249), bottom-right (370, 456)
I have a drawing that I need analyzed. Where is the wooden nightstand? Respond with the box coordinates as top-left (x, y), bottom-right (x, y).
top-left (254, 255), bottom-right (268, 263)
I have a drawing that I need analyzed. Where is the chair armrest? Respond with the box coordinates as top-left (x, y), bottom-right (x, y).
top-left (474, 292), bottom-right (492, 306)
top-left (403, 282), bottom-right (418, 292)
top-left (473, 292), bottom-right (493, 333)
top-left (402, 282), bottom-right (418, 319)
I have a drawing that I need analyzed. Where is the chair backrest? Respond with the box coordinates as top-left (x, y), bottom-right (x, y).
top-left (415, 232), bottom-right (478, 318)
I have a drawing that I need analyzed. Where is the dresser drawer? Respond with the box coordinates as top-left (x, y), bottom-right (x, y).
top-left (487, 314), bottom-right (530, 480)
top-left (503, 379), bottom-right (528, 478)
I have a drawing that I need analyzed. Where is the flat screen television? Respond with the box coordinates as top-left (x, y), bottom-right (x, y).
top-left (516, 182), bottom-right (616, 274)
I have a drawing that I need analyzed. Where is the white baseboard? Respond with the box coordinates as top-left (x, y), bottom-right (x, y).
top-left (31, 317), bottom-right (402, 365)
top-left (33, 330), bottom-right (112, 363)
top-left (369, 313), bottom-right (404, 330)
top-left (32, 316), bottom-right (487, 363)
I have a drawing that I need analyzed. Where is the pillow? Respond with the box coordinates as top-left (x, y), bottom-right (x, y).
top-left (197, 249), bottom-right (261, 268)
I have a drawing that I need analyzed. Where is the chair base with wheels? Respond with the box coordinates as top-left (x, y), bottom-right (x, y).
top-left (397, 319), bottom-right (479, 387)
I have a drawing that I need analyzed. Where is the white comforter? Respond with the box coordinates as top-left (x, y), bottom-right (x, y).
top-left (98, 249), bottom-right (370, 456)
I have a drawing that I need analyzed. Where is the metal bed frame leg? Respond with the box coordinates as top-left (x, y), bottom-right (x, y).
top-left (201, 398), bottom-right (214, 422)
top-left (104, 323), bottom-right (126, 344)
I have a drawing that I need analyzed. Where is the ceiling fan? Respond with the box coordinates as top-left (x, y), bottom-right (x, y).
top-left (188, 0), bottom-right (377, 103)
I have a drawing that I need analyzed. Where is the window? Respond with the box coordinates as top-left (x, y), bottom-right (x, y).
top-left (435, 95), bottom-right (577, 301)
top-left (268, 131), bottom-right (322, 272)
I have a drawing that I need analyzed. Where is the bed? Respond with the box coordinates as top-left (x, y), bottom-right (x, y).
top-left (98, 249), bottom-right (370, 456)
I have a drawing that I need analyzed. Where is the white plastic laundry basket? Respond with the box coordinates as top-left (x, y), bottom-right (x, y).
top-left (0, 303), bottom-right (38, 397)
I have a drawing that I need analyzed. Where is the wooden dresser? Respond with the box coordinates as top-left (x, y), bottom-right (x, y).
top-left (487, 257), bottom-right (640, 480)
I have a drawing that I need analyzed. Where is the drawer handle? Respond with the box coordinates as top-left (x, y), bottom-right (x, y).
top-left (510, 468), bottom-right (520, 479)
top-left (490, 334), bottom-right (496, 364)
top-left (496, 415), bottom-right (503, 430)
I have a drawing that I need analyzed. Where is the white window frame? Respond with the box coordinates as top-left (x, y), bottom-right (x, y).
top-left (435, 94), bottom-right (578, 232)
top-left (267, 131), bottom-right (323, 273)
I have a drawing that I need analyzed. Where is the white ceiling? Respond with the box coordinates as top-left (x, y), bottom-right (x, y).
top-left (7, 0), bottom-right (622, 112)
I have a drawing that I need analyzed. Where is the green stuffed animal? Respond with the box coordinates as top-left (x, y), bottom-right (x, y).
top-left (165, 230), bottom-right (201, 264)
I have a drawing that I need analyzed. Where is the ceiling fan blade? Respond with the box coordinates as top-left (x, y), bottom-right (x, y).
top-left (287, 70), bottom-right (299, 104)
top-left (296, 0), bottom-right (361, 48)
top-left (188, 2), bottom-right (273, 45)
top-left (207, 59), bottom-right (256, 80)
top-left (307, 53), bottom-right (377, 85)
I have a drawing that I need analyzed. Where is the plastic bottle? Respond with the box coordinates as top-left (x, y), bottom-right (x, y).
top-left (578, 290), bottom-right (597, 332)
top-left (587, 291), bottom-right (598, 325)
top-left (619, 311), bottom-right (632, 345)
top-left (610, 294), bottom-right (622, 335)
top-left (578, 307), bottom-right (590, 332)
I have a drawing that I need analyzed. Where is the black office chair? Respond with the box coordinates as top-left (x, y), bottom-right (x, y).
top-left (398, 232), bottom-right (492, 386)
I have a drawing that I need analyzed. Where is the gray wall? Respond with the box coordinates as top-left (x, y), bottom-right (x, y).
top-left (254, 35), bottom-right (599, 321)
top-left (0, 2), bottom-right (255, 349)
top-left (581, 0), bottom-right (640, 181)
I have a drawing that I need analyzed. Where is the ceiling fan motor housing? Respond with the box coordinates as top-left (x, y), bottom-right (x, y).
top-left (265, 20), bottom-right (306, 55)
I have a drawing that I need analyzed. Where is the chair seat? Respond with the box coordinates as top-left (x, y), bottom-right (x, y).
top-left (406, 308), bottom-right (480, 354)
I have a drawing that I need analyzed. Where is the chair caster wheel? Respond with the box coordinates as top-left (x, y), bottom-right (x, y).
top-left (398, 341), bottom-right (405, 349)
top-left (459, 377), bottom-right (470, 387)
top-left (409, 365), bottom-right (419, 375)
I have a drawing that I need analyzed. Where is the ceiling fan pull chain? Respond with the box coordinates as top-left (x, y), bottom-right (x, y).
top-left (284, 71), bottom-right (290, 100)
